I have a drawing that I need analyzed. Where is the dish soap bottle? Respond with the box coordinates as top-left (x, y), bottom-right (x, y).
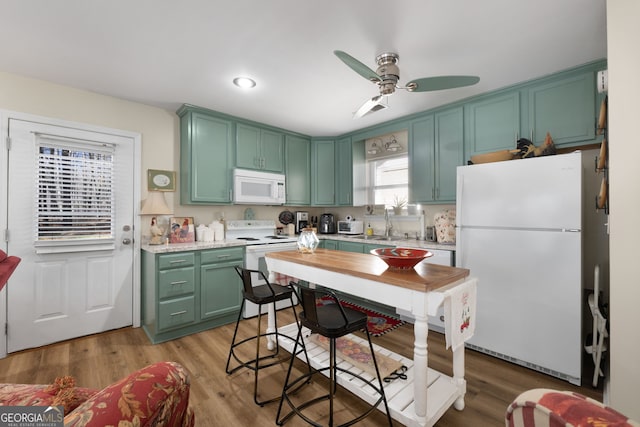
top-left (366, 223), bottom-right (373, 236)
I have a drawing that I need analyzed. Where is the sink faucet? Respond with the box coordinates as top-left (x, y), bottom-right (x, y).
top-left (384, 209), bottom-right (393, 237)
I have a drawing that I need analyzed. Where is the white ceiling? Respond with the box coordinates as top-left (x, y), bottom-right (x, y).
top-left (0, 0), bottom-right (607, 137)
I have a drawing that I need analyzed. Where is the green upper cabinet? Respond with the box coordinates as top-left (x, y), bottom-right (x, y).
top-left (410, 107), bottom-right (463, 203)
top-left (311, 139), bottom-right (335, 206)
top-left (178, 106), bottom-right (234, 204)
top-left (527, 71), bottom-right (595, 146)
top-left (465, 92), bottom-right (520, 156)
top-left (236, 123), bottom-right (284, 173)
top-left (464, 67), bottom-right (599, 161)
top-left (285, 135), bottom-right (311, 205)
top-left (335, 137), bottom-right (353, 206)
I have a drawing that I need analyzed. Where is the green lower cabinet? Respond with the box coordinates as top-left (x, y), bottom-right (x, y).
top-left (142, 246), bottom-right (244, 344)
top-left (320, 239), bottom-right (338, 250)
top-left (200, 259), bottom-right (243, 321)
top-left (337, 240), bottom-right (364, 253)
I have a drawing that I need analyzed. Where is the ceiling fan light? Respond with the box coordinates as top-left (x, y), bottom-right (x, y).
top-left (353, 95), bottom-right (388, 119)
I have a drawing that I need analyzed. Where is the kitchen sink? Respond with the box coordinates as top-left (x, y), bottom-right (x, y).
top-left (346, 235), bottom-right (378, 240)
top-left (346, 235), bottom-right (405, 241)
top-left (375, 236), bottom-right (405, 241)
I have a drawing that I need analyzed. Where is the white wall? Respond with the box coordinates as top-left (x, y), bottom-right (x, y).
top-left (0, 71), bottom-right (179, 206)
top-left (607, 0), bottom-right (640, 418)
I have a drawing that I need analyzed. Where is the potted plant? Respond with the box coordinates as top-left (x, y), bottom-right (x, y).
top-left (392, 195), bottom-right (407, 215)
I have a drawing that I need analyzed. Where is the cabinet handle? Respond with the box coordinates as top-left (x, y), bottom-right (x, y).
top-left (170, 310), bottom-right (187, 316)
top-left (216, 254), bottom-right (231, 259)
top-left (170, 280), bottom-right (188, 285)
top-left (169, 260), bottom-right (187, 264)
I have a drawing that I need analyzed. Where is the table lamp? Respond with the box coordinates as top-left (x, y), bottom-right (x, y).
top-left (140, 191), bottom-right (173, 244)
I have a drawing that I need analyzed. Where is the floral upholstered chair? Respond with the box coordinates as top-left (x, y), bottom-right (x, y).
top-left (505, 388), bottom-right (639, 427)
top-left (0, 361), bottom-right (195, 426)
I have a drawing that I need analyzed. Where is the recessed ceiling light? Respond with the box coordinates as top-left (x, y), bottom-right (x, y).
top-left (233, 77), bottom-right (256, 89)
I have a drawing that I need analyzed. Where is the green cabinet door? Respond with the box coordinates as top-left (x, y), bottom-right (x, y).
top-left (236, 123), bottom-right (284, 172)
top-left (527, 71), bottom-right (596, 146)
top-left (410, 107), bottom-right (463, 203)
top-left (335, 137), bottom-right (353, 206)
top-left (236, 123), bottom-right (261, 170)
top-left (409, 115), bottom-right (435, 202)
top-left (337, 240), bottom-right (364, 253)
top-left (311, 139), bottom-right (335, 206)
top-left (261, 129), bottom-right (285, 172)
top-left (435, 107), bottom-right (464, 201)
top-left (285, 135), bottom-right (311, 205)
top-left (465, 92), bottom-right (520, 158)
top-left (200, 259), bottom-right (243, 321)
top-left (178, 107), bottom-right (234, 204)
top-left (322, 239), bottom-right (338, 250)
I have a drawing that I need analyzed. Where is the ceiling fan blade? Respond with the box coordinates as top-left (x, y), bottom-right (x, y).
top-left (406, 75), bottom-right (480, 92)
top-left (334, 50), bottom-right (381, 83)
top-left (353, 95), bottom-right (388, 119)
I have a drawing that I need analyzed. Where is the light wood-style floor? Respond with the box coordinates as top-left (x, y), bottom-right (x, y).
top-left (0, 309), bottom-right (602, 426)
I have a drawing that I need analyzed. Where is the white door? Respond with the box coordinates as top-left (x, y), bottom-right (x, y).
top-left (6, 118), bottom-right (135, 353)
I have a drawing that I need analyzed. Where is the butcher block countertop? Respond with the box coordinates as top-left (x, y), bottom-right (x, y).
top-left (266, 248), bottom-right (469, 293)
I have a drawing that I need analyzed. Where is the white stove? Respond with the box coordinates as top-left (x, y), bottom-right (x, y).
top-left (226, 220), bottom-right (298, 245)
top-left (226, 220), bottom-right (299, 318)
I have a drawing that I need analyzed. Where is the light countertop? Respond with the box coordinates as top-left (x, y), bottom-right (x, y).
top-left (142, 234), bottom-right (456, 254)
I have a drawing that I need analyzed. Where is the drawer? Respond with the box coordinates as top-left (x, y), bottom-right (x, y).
top-left (158, 296), bottom-right (196, 330)
top-left (158, 252), bottom-right (195, 270)
top-left (158, 267), bottom-right (195, 299)
top-left (201, 247), bottom-right (244, 264)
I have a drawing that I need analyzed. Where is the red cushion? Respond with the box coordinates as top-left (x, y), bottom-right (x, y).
top-left (64, 361), bottom-right (192, 427)
top-left (0, 251), bottom-right (21, 291)
top-left (0, 383), bottom-right (97, 413)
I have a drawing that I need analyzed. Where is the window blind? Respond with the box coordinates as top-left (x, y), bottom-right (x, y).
top-left (35, 136), bottom-right (115, 245)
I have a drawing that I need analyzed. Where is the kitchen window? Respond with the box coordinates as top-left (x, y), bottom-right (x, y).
top-left (367, 154), bottom-right (408, 208)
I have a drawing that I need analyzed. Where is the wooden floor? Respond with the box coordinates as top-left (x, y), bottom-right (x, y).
top-left (0, 309), bottom-right (602, 426)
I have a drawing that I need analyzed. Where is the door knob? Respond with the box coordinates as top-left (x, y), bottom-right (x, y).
top-left (122, 238), bottom-right (132, 245)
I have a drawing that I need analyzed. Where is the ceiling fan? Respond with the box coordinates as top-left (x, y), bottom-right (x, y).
top-left (334, 50), bottom-right (480, 118)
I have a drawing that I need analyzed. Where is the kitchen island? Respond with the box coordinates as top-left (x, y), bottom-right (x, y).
top-left (265, 248), bottom-right (476, 427)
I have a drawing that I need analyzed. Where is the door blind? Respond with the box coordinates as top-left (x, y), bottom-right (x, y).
top-left (35, 136), bottom-right (115, 245)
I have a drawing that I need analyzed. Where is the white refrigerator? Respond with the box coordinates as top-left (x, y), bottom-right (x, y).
top-left (456, 151), bottom-right (585, 385)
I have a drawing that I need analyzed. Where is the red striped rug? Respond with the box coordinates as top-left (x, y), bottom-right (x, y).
top-left (317, 296), bottom-right (406, 337)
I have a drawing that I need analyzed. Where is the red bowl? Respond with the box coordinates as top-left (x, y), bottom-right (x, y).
top-left (370, 247), bottom-right (433, 270)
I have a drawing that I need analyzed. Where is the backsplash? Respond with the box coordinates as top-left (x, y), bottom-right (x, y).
top-left (158, 203), bottom-right (455, 240)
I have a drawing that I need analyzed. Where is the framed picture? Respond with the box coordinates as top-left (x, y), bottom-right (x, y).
top-left (169, 217), bottom-right (195, 244)
top-left (147, 169), bottom-right (176, 191)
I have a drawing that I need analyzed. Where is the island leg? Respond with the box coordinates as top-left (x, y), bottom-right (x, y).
top-left (266, 272), bottom-right (277, 350)
top-left (413, 314), bottom-right (429, 426)
top-left (452, 346), bottom-right (466, 410)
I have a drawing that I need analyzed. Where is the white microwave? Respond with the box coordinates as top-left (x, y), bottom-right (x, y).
top-left (233, 169), bottom-right (286, 205)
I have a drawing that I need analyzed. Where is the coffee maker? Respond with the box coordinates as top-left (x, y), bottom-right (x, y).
top-left (295, 211), bottom-right (309, 234)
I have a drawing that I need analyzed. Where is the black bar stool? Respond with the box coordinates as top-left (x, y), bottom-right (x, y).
top-left (276, 287), bottom-right (393, 426)
top-left (225, 266), bottom-right (308, 406)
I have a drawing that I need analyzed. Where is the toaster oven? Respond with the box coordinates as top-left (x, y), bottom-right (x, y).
top-left (337, 220), bottom-right (364, 235)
